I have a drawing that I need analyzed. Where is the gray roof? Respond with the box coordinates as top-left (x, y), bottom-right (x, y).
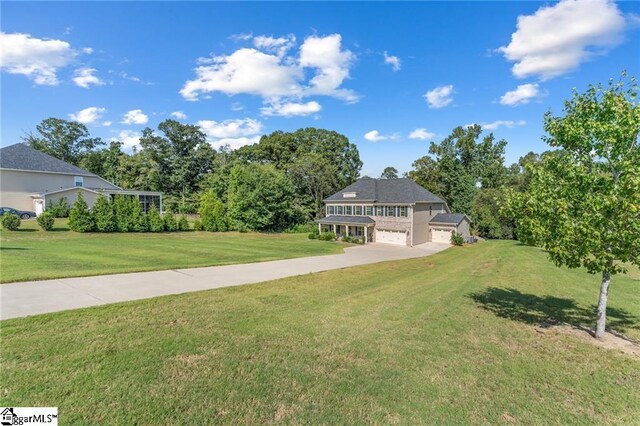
top-left (430, 213), bottom-right (469, 225)
top-left (0, 143), bottom-right (96, 176)
top-left (324, 177), bottom-right (445, 204)
top-left (316, 215), bottom-right (376, 225)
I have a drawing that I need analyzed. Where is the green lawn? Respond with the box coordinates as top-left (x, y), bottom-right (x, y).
top-left (1, 241), bottom-right (638, 424)
top-left (0, 219), bottom-right (343, 283)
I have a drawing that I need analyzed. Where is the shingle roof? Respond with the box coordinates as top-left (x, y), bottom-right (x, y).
top-left (430, 213), bottom-right (469, 225)
top-left (324, 177), bottom-right (445, 204)
top-left (0, 143), bottom-right (95, 176)
top-left (316, 215), bottom-right (376, 225)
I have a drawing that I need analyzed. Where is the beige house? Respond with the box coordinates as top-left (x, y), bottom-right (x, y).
top-left (319, 177), bottom-right (471, 246)
top-left (0, 143), bottom-right (161, 215)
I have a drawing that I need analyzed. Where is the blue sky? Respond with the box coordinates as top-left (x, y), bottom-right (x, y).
top-left (2, 1), bottom-right (638, 177)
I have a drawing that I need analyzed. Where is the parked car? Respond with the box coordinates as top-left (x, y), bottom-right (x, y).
top-left (0, 207), bottom-right (36, 219)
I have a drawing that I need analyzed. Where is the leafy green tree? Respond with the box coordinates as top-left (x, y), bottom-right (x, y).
top-left (380, 166), bottom-right (399, 179)
top-left (93, 194), bottom-right (117, 232)
top-left (68, 193), bottom-right (95, 232)
top-left (472, 189), bottom-right (513, 239)
top-left (113, 195), bottom-right (134, 232)
top-left (138, 120), bottom-right (216, 211)
top-left (199, 190), bottom-right (228, 232)
top-left (130, 198), bottom-right (148, 232)
top-left (147, 204), bottom-right (164, 232)
top-left (503, 74), bottom-right (640, 338)
top-left (36, 211), bottom-right (55, 231)
top-left (80, 141), bottom-right (126, 186)
top-left (47, 197), bottom-right (70, 218)
top-left (163, 211), bottom-right (178, 232)
top-left (227, 163), bottom-right (301, 232)
top-left (23, 118), bottom-right (104, 165)
top-left (288, 153), bottom-right (338, 219)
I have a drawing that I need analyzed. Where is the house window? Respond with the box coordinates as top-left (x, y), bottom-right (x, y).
top-left (328, 205), bottom-right (335, 215)
top-left (138, 195), bottom-right (161, 213)
top-left (74, 176), bottom-right (84, 187)
top-left (345, 205), bottom-right (353, 215)
top-left (354, 206), bottom-right (363, 216)
top-left (385, 206), bottom-right (396, 217)
top-left (365, 206), bottom-right (373, 216)
top-left (336, 205), bottom-right (344, 215)
top-left (399, 206), bottom-right (408, 217)
top-left (376, 206), bottom-right (384, 216)
top-left (354, 227), bottom-right (364, 236)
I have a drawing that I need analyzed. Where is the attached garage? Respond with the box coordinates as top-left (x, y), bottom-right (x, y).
top-left (431, 227), bottom-right (454, 243)
top-left (375, 229), bottom-right (407, 245)
top-left (429, 213), bottom-right (472, 244)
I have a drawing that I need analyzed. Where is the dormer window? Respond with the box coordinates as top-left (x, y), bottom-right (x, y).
top-left (342, 192), bottom-right (357, 198)
top-left (74, 176), bottom-right (84, 187)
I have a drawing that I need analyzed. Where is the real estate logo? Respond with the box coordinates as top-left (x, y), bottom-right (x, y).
top-left (0, 407), bottom-right (58, 426)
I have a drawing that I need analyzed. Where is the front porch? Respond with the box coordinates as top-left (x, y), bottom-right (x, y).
top-left (316, 215), bottom-right (375, 244)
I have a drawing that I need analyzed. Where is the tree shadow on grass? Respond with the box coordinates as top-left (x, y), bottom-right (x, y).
top-left (0, 247), bottom-right (30, 250)
top-left (468, 287), bottom-right (639, 334)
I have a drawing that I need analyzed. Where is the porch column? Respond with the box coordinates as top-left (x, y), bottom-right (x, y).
top-left (333, 224), bottom-right (336, 235)
top-left (318, 223), bottom-right (322, 234)
top-left (364, 226), bottom-right (368, 244)
top-left (346, 225), bottom-right (349, 237)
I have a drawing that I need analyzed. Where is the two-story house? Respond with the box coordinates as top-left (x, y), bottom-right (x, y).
top-left (318, 177), bottom-right (471, 245)
top-left (0, 143), bottom-right (162, 215)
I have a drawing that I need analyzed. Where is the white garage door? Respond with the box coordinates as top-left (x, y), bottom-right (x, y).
top-left (376, 229), bottom-right (407, 245)
top-left (431, 228), bottom-right (453, 243)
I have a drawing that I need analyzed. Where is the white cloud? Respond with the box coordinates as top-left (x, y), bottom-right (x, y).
top-left (229, 32), bottom-right (253, 42)
top-left (120, 72), bottom-right (154, 85)
top-left (102, 121), bottom-right (112, 127)
top-left (82, 47), bottom-right (94, 54)
top-left (181, 33), bottom-right (357, 104)
top-left (69, 106), bottom-right (105, 124)
top-left (409, 128), bottom-right (436, 140)
top-left (197, 118), bottom-right (263, 150)
top-left (170, 111), bottom-right (187, 120)
top-left (383, 51), bottom-right (401, 71)
top-left (364, 130), bottom-right (399, 142)
top-left (231, 102), bottom-right (244, 111)
top-left (499, 83), bottom-right (542, 106)
top-left (72, 67), bottom-right (104, 88)
top-left (260, 101), bottom-right (321, 117)
top-left (425, 85), bottom-right (454, 108)
top-left (479, 120), bottom-right (527, 130)
top-left (0, 32), bottom-right (77, 85)
top-left (499, 0), bottom-right (627, 80)
top-left (253, 34), bottom-right (296, 57)
top-left (122, 109), bottom-right (149, 125)
top-left (115, 130), bottom-right (141, 148)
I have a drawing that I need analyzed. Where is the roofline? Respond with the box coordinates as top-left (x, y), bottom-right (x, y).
top-left (0, 167), bottom-right (123, 190)
top-left (430, 214), bottom-right (473, 226)
top-left (42, 187), bottom-right (102, 196)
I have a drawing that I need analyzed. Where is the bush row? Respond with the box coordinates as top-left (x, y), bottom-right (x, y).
top-left (69, 193), bottom-right (190, 233)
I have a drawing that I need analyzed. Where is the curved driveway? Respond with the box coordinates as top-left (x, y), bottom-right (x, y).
top-left (0, 242), bottom-right (449, 320)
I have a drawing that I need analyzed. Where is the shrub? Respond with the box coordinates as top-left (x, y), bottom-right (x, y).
top-left (93, 194), bottom-right (116, 232)
top-left (308, 232), bottom-right (318, 240)
top-left (318, 231), bottom-right (336, 241)
top-left (130, 199), bottom-right (148, 232)
top-left (68, 193), bottom-right (95, 232)
top-left (193, 219), bottom-right (203, 231)
top-left (36, 211), bottom-right (54, 231)
top-left (286, 223), bottom-right (317, 234)
top-left (47, 197), bottom-right (70, 218)
top-left (163, 212), bottom-right (178, 232)
top-left (147, 204), bottom-right (164, 232)
top-left (1, 213), bottom-right (21, 231)
top-left (114, 195), bottom-right (134, 232)
top-left (178, 215), bottom-right (190, 231)
top-left (200, 190), bottom-right (228, 232)
top-left (451, 232), bottom-right (464, 246)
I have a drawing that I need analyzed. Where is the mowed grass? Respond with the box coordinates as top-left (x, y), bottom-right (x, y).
top-left (1, 241), bottom-right (639, 424)
top-left (0, 219), bottom-right (343, 283)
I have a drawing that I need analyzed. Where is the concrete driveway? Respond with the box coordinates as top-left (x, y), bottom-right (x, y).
top-left (0, 242), bottom-right (449, 320)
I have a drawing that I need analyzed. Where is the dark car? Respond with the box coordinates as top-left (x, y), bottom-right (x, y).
top-left (0, 207), bottom-right (36, 219)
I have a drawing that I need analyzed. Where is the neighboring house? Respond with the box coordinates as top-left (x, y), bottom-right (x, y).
top-left (0, 143), bottom-right (162, 215)
top-left (318, 177), bottom-right (471, 246)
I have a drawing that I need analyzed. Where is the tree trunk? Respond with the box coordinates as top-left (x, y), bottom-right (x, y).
top-left (595, 270), bottom-right (611, 339)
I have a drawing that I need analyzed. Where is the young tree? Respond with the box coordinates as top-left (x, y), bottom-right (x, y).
top-left (93, 194), bottom-right (116, 232)
top-left (147, 204), bottom-right (164, 232)
top-left (504, 74), bottom-right (640, 338)
top-left (113, 195), bottom-right (133, 232)
top-left (68, 193), bottom-right (95, 232)
top-left (23, 118), bottom-right (104, 165)
top-left (130, 198), bottom-right (148, 232)
top-left (380, 166), bottom-right (399, 179)
top-left (199, 190), bottom-right (228, 232)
